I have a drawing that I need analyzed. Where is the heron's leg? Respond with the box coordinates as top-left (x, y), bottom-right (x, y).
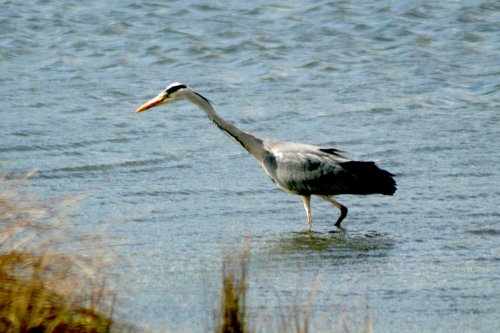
top-left (318, 195), bottom-right (348, 227)
top-left (301, 195), bottom-right (312, 231)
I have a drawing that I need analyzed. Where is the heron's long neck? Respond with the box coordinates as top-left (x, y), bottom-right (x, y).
top-left (189, 92), bottom-right (267, 161)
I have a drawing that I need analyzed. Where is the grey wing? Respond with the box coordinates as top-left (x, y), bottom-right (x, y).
top-left (262, 150), bottom-right (353, 195)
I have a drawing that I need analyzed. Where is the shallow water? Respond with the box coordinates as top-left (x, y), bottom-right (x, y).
top-left (1, 1), bottom-right (499, 332)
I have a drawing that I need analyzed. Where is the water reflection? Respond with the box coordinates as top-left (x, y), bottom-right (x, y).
top-left (268, 229), bottom-right (395, 256)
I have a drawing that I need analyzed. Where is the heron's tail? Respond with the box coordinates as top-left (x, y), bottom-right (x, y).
top-left (341, 161), bottom-right (397, 195)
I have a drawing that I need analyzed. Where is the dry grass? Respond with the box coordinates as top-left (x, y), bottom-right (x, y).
top-left (273, 278), bottom-right (319, 333)
top-left (0, 173), bottom-right (129, 333)
top-left (216, 242), bottom-right (250, 333)
top-left (216, 241), bottom-right (374, 333)
top-left (0, 173), bottom-right (373, 333)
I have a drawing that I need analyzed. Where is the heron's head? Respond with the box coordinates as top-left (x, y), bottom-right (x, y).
top-left (135, 82), bottom-right (190, 113)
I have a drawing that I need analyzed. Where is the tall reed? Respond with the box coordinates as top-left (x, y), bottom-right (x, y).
top-left (0, 174), bottom-right (129, 332)
top-left (217, 242), bottom-right (250, 333)
top-left (215, 241), bottom-right (373, 333)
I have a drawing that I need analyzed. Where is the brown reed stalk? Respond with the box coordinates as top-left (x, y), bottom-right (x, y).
top-left (0, 173), bottom-right (130, 333)
top-left (217, 241), bottom-right (250, 333)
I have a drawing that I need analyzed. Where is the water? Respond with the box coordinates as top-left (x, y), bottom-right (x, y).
top-left (1, 1), bottom-right (499, 331)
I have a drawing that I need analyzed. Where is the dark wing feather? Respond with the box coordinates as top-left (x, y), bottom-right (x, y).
top-left (263, 150), bottom-right (396, 196)
top-left (319, 148), bottom-right (346, 158)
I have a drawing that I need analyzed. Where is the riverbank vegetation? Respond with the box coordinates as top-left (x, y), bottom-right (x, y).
top-left (0, 174), bottom-right (126, 332)
top-left (1, 175), bottom-right (371, 332)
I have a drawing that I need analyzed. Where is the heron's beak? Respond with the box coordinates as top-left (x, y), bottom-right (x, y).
top-left (135, 94), bottom-right (165, 113)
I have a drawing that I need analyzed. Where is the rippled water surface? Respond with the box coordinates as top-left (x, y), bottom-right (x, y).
top-left (1, 1), bottom-right (499, 332)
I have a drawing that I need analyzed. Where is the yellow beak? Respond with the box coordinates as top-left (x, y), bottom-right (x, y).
top-left (135, 94), bottom-right (165, 113)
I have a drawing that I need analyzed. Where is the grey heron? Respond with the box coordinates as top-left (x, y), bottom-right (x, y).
top-left (135, 83), bottom-right (396, 230)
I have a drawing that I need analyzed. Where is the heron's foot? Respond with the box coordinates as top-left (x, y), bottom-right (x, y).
top-left (334, 206), bottom-right (348, 227)
top-left (296, 227), bottom-right (314, 234)
top-left (328, 226), bottom-right (346, 234)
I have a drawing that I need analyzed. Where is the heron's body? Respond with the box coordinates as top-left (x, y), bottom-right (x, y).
top-left (135, 83), bottom-right (396, 230)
